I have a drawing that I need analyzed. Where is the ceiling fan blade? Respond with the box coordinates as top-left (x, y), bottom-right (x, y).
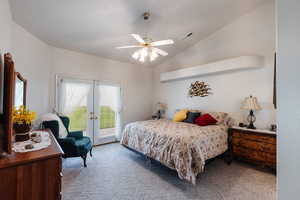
top-left (116, 45), bottom-right (140, 49)
top-left (131, 34), bottom-right (145, 44)
top-left (152, 47), bottom-right (168, 56)
top-left (151, 39), bottom-right (174, 47)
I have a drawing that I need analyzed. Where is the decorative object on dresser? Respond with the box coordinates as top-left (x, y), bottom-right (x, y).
top-left (240, 95), bottom-right (262, 129)
top-left (13, 106), bottom-right (36, 142)
top-left (228, 126), bottom-right (276, 172)
top-left (188, 81), bottom-right (212, 97)
top-left (13, 130), bottom-right (51, 152)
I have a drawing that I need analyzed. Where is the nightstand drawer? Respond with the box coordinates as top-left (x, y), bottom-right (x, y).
top-left (233, 146), bottom-right (276, 167)
top-left (232, 137), bottom-right (276, 154)
top-left (232, 131), bottom-right (276, 144)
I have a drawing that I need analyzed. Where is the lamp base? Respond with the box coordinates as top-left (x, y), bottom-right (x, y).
top-left (247, 110), bottom-right (256, 129)
top-left (247, 123), bottom-right (256, 129)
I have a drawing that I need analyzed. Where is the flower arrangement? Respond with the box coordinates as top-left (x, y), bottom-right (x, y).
top-left (13, 105), bottom-right (36, 125)
top-left (13, 106), bottom-right (36, 142)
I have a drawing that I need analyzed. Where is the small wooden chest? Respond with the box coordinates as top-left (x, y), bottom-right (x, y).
top-left (228, 127), bottom-right (276, 171)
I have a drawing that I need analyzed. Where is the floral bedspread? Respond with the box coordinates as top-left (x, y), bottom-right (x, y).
top-left (120, 119), bottom-right (228, 184)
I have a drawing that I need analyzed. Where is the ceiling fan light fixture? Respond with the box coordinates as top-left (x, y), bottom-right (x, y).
top-left (150, 51), bottom-right (158, 61)
top-left (139, 55), bottom-right (145, 62)
top-left (117, 32), bottom-right (174, 63)
top-left (141, 48), bottom-right (148, 57)
top-left (132, 51), bottom-right (140, 60)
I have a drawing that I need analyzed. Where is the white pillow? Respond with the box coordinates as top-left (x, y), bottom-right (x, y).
top-left (38, 113), bottom-right (68, 138)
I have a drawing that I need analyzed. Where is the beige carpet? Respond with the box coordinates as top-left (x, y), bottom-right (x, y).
top-left (62, 143), bottom-right (276, 200)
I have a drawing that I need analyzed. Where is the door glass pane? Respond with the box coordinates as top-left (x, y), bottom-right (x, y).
top-left (58, 80), bottom-right (92, 135)
top-left (94, 85), bottom-right (119, 144)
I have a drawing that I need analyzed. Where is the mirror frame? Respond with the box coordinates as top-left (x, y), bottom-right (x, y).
top-left (1, 53), bottom-right (15, 154)
top-left (14, 72), bottom-right (27, 107)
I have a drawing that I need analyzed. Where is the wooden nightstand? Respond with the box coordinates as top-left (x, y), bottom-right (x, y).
top-left (228, 126), bottom-right (276, 172)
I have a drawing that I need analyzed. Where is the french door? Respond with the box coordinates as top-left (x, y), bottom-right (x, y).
top-left (57, 76), bottom-right (122, 145)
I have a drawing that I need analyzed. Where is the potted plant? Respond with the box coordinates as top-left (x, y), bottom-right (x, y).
top-left (13, 106), bottom-right (36, 142)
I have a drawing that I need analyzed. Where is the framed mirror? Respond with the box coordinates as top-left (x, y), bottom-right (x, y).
top-left (14, 72), bottom-right (27, 108)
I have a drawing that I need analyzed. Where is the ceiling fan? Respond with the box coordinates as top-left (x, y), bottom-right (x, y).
top-left (116, 34), bottom-right (174, 62)
top-left (116, 12), bottom-right (174, 63)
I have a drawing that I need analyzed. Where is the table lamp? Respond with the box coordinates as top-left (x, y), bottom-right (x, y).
top-left (241, 95), bottom-right (262, 129)
top-left (156, 102), bottom-right (167, 119)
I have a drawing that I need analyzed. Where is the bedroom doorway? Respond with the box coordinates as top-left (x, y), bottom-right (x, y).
top-left (56, 76), bottom-right (122, 146)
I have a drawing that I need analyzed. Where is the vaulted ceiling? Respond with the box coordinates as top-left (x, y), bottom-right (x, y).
top-left (10, 0), bottom-right (270, 67)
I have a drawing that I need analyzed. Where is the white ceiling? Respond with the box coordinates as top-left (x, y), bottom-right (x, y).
top-left (9, 0), bottom-right (269, 67)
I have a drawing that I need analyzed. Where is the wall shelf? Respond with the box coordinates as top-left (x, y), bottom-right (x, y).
top-left (160, 56), bottom-right (264, 82)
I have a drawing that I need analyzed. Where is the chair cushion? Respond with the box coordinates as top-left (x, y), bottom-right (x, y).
top-left (74, 136), bottom-right (92, 155)
top-left (68, 131), bottom-right (83, 139)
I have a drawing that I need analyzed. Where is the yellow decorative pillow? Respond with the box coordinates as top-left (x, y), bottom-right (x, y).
top-left (173, 109), bottom-right (188, 122)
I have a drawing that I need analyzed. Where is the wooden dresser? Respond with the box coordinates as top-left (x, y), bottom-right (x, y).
top-left (0, 130), bottom-right (64, 200)
top-left (228, 126), bottom-right (276, 172)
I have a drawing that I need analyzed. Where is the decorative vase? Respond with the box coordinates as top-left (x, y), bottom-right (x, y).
top-left (14, 123), bottom-right (31, 142)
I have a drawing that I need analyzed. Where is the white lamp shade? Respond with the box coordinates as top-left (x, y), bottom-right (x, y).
top-left (156, 102), bottom-right (167, 111)
top-left (241, 96), bottom-right (262, 111)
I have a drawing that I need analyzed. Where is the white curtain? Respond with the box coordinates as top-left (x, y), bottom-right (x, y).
top-left (58, 79), bottom-right (92, 115)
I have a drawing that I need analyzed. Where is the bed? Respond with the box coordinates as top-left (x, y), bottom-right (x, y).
top-left (120, 112), bottom-right (234, 184)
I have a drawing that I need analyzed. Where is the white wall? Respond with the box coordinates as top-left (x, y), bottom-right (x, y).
top-left (0, 0), bottom-right (12, 55)
top-left (277, 0), bottom-right (300, 199)
top-left (0, 0), bottom-right (52, 115)
top-left (49, 47), bottom-right (153, 126)
top-left (153, 1), bottom-right (276, 129)
top-left (0, 0), bottom-right (13, 112)
top-left (11, 23), bottom-right (51, 115)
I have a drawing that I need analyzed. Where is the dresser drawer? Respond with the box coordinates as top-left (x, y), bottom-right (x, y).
top-left (232, 137), bottom-right (276, 154)
top-left (232, 131), bottom-right (276, 144)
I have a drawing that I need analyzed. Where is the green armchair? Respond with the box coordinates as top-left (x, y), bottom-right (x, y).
top-left (42, 116), bottom-right (93, 167)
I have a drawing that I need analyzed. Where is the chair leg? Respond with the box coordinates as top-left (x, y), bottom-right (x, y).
top-left (81, 154), bottom-right (87, 167)
top-left (90, 148), bottom-right (93, 157)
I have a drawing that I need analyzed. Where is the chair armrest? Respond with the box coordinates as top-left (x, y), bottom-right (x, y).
top-left (68, 131), bottom-right (83, 139)
top-left (57, 137), bottom-right (78, 156)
